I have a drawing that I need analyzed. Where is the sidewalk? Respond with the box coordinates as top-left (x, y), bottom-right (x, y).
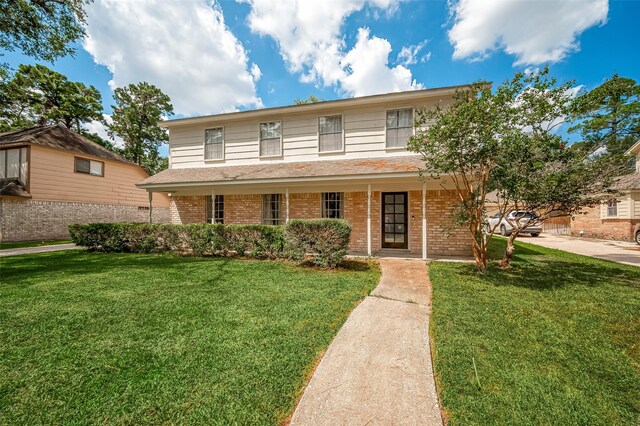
top-left (520, 234), bottom-right (640, 267)
top-left (0, 243), bottom-right (79, 258)
top-left (290, 259), bottom-right (442, 426)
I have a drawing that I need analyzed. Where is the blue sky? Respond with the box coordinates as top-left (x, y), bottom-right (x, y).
top-left (3, 0), bottom-right (639, 153)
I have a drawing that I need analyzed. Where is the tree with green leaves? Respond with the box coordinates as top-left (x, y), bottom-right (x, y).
top-left (107, 82), bottom-right (173, 174)
top-left (0, 0), bottom-right (90, 61)
top-left (408, 80), bottom-right (515, 272)
top-left (0, 64), bottom-right (103, 132)
top-left (570, 74), bottom-right (640, 155)
top-left (293, 95), bottom-right (323, 105)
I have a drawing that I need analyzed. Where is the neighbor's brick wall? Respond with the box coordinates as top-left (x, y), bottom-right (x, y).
top-left (0, 198), bottom-right (169, 242)
top-left (425, 190), bottom-right (471, 257)
top-left (571, 205), bottom-right (638, 241)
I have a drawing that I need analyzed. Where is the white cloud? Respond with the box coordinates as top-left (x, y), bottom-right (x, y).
top-left (342, 28), bottom-right (423, 96)
top-left (83, 0), bottom-right (262, 117)
top-left (448, 0), bottom-right (608, 65)
top-left (243, 0), bottom-right (422, 96)
top-left (396, 40), bottom-right (429, 66)
top-left (83, 114), bottom-right (125, 148)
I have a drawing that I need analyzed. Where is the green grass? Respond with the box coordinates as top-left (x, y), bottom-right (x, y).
top-left (0, 240), bottom-right (72, 250)
top-left (0, 251), bottom-right (379, 425)
top-left (430, 238), bottom-right (640, 425)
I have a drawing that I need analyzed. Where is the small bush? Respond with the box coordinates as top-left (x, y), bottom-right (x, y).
top-left (284, 219), bottom-right (351, 268)
top-left (69, 220), bottom-right (349, 267)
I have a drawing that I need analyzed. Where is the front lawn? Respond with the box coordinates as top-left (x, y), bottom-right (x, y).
top-left (0, 251), bottom-right (379, 424)
top-left (430, 238), bottom-right (640, 424)
top-left (0, 239), bottom-right (72, 250)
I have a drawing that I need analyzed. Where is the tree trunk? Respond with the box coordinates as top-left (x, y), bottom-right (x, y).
top-left (499, 231), bottom-right (519, 268)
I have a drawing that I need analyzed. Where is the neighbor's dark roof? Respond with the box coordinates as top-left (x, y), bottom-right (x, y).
top-left (0, 125), bottom-right (131, 164)
top-left (139, 156), bottom-right (425, 187)
top-left (613, 172), bottom-right (640, 190)
top-left (0, 179), bottom-right (31, 197)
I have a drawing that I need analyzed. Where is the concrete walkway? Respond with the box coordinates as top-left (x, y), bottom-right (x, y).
top-left (521, 234), bottom-right (640, 267)
top-left (290, 259), bottom-right (442, 426)
top-left (0, 243), bottom-right (78, 258)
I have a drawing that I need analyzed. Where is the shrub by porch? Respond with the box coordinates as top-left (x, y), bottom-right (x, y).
top-left (69, 219), bottom-right (351, 268)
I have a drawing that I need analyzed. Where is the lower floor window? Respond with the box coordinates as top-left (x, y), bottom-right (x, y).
top-left (606, 199), bottom-right (618, 217)
top-left (322, 192), bottom-right (344, 219)
top-left (262, 194), bottom-right (282, 225)
top-left (205, 194), bottom-right (224, 223)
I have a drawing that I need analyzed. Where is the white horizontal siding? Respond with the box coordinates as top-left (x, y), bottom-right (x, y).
top-left (169, 97), bottom-right (448, 169)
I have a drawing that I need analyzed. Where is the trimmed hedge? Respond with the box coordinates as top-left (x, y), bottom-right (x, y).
top-left (69, 219), bottom-right (351, 268)
top-left (284, 219), bottom-right (351, 268)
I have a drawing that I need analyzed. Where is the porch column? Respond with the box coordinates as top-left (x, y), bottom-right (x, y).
top-left (367, 184), bottom-right (372, 256)
top-left (422, 182), bottom-right (427, 260)
top-left (148, 191), bottom-right (153, 223)
top-left (285, 187), bottom-right (290, 223)
top-left (210, 189), bottom-right (215, 223)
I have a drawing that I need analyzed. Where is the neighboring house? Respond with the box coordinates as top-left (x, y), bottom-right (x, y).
top-left (0, 125), bottom-right (170, 242)
top-left (571, 141), bottom-right (640, 241)
top-left (137, 87), bottom-right (473, 258)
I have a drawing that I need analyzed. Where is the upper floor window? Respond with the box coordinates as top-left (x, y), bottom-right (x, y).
top-left (206, 194), bottom-right (224, 224)
top-left (260, 121), bottom-right (281, 157)
top-left (386, 109), bottom-right (413, 148)
top-left (322, 192), bottom-right (344, 219)
top-left (319, 115), bottom-right (343, 152)
top-left (607, 200), bottom-right (618, 217)
top-left (204, 127), bottom-right (224, 160)
top-left (262, 194), bottom-right (282, 225)
top-left (0, 147), bottom-right (28, 186)
top-left (75, 157), bottom-right (104, 177)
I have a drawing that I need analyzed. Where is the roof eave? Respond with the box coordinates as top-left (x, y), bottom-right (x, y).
top-left (157, 83), bottom-right (489, 128)
top-left (137, 170), bottom-right (424, 190)
top-left (625, 140), bottom-right (640, 155)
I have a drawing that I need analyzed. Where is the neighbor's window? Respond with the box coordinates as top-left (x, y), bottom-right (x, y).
top-left (607, 200), bottom-right (618, 217)
top-left (204, 127), bottom-right (224, 160)
top-left (205, 194), bottom-right (224, 224)
top-left (386, 109), bottom-right (413, 148)
top-left (262, 194), bottom-right (282, 225)
top-left (319, 115), bottom-right (343, 152)
top-left (0, 147), bottom-right (28, 185)
top-left (322, 192), bottom-right (344, 219)
top-left (75, 157), bottom-right (104, 176)
top-left (259, 121), bottom-right (281, 157)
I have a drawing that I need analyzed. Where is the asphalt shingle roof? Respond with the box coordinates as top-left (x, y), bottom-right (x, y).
top-left (139, 155), bottom-right (425, 187)
top-left (0, 125), bottom-right (131, 164)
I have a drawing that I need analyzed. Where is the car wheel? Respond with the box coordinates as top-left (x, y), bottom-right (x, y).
top-left (636, 231), bottom-right (640, 246)
top-left (530, 233), bottom-right (540, 237)
top-left (500, 224), bottom-right (508, 236)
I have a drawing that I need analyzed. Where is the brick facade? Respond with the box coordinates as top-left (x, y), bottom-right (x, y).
top-left (0, 198), bottom-right (169, 242)
top-left (571, 205), bottom-right (639, 241)
top-left (169, 189), bottom-right (471, 258)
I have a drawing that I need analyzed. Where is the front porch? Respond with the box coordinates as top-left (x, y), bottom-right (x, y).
top-left (154, 178), bottom-right (470, 259)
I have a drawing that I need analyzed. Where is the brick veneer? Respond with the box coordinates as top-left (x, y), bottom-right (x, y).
top-left (0, 198), bottom-right (169, 242)
top-left (571, 205), bottom-right (639, 241)
top-left (169, 189), bottom-right (471, 257)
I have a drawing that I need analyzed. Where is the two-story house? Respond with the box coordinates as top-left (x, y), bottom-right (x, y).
top-left (0, 125), bottom-right (170, 242)
top-left (137, 87), bottom-right (473, 258)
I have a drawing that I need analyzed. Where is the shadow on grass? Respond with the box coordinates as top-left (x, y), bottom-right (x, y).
top-left (451, 238), bottom-right (640, 292)
top-left (1, 251), bottom-right (376, 286)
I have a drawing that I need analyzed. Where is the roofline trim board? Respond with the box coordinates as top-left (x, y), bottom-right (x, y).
top-left (157, 84), bottom-right (490, 128)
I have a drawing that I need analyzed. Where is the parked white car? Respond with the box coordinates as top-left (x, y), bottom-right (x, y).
top-left (487, 211), bottom-right (542, 237)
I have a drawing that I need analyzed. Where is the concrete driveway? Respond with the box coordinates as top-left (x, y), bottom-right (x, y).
top-left (290, 259), bottom-right (442, 426)
top-left (0, 243), bottom-right (78, 258)
top-left (520, 234), bottom-right (640, 267)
